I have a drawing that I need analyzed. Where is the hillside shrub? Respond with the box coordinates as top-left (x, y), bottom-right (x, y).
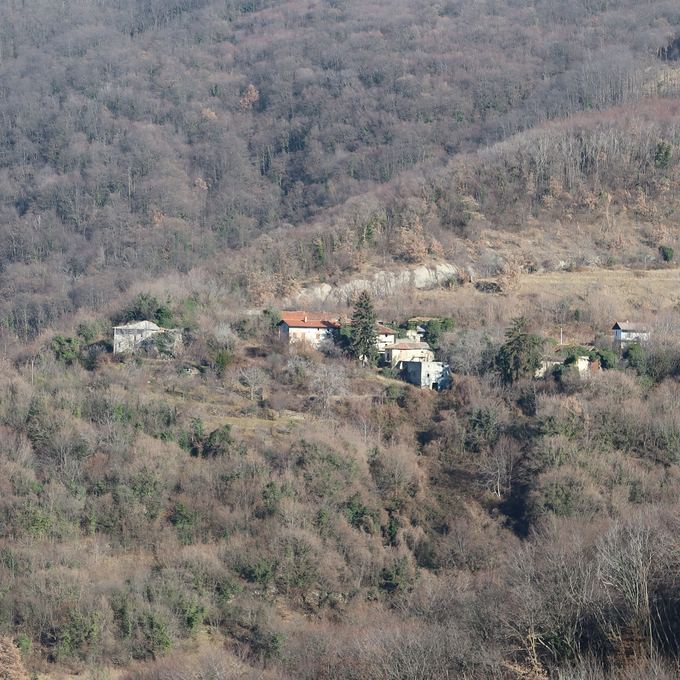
top-left (626, 344), bottom-right (647, 374)
top-left (659, 245), bottom-right (674, 262)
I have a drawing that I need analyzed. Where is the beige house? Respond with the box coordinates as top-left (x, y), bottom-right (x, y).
top-left (406, 317), bottom-right (436, 343)
top-left (576, 356), bottom-right (600, 377)
top-left (384, 341), bottom-right (434, 369)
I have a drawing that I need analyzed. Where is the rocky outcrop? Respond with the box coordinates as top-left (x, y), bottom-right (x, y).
top-left (286, 263), bottom-right (458, 305)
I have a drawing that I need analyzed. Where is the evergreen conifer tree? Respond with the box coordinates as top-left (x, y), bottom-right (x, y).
top-left (497, 317), bottom-right (542, 383)
top-left (350, 291), bottom-right (379, 365)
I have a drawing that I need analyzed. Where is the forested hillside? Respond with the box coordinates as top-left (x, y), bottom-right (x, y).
top-left (3, 0), bottom-right (680, 678)
top-left (1, 0), bottom-right (680, 330)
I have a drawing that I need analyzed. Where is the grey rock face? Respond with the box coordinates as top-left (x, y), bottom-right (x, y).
top-left (287, 263), bottom-right (457, 305)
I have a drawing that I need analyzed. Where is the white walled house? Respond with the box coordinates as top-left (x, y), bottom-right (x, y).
top-left (375, 323), bottom-right (397, 353)
top-left (612, 322), bottom-right (650, 348)
top-left (279, 312), bottom-right (397, 352)
top-left (278, 312), bottom-right (341, 348)
top-left (345, 320), bottom-right (397, 352)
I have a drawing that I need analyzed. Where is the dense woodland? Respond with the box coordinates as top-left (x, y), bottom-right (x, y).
top-left (1, 0), bottom-right (680, 329)
top-left (2, 0), bottom-right (680, 678)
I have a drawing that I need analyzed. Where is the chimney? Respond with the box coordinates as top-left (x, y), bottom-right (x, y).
top-left (304, 316), bottom-right (308, 323)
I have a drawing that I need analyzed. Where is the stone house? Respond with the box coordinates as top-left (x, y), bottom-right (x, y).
top-left (113, 321), bottom-right (183, 355)
top-left (403, 360), bottom-right (450, 390)
top-left (278, 312), bottom-right (342, 348)
top-left (384, 341), bottom-right (435, 369)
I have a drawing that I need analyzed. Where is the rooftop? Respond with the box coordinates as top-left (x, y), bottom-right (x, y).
top-left (386, 341), bottom-right (432, 350)
top-left (281, 311), bottom-right (340, 321)
top-left (612, 322), bottom-right (649, 331)
top-left (408, 316), bottom-right (440, 323)
top-left (279, 312), bottom-right (342, 329)
top-left (113, 320), bottom-right (161, 331)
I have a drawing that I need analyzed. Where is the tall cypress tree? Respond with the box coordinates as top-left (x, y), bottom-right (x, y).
top-left (350, 291), bottom-right (379, 365)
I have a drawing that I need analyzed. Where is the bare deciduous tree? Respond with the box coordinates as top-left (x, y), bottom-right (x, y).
top-left (310, 363), bottom-right (348, 409)
top-left (0, 427), bottom-right (34, 467)
top-left (240, 367), bottom-right (268, 401)
top-left (356, 624), bottom-right (466, 680)
top-left (597, 514), bottom-right (658, 658)
top-left (374, 446), bottom-right (419, 498)
top-left (0, 636), bottom-right (26, 680)
top-left (476, 435), bottom-right (522, 499)
top-left (442, 328), bottom-right (498, 377)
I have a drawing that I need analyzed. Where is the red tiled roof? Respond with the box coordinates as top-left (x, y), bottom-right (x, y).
top-left (280, 313), bottom-right (396, 333)
top-left (280, 312), bottom-right (341, 329)
top-left (281, 310), bottom-right (340, 321)
top-left (285, 319), bottom-right (341, 329)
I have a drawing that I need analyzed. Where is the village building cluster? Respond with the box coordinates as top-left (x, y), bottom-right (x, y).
top-left (274, 312), bottom-right (649, 389)
top-left (536, 321), bottom-right (650, 378)
top-left (110, 311), bottom-right (649, 393)
top-left (276, 311), bottom-right (450, 390)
